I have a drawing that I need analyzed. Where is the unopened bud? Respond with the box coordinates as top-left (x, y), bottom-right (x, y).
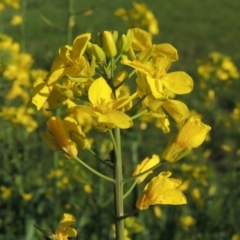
top-left (112, 30), bottom-right (119, 41)
top-left (102, 31), bottom-right (117, 58)
top-left (124, 29), bottom-right (134, 52)
top-left (116, 34), bottom-right (127, 53)
top-left (163, 135), bottom-right (191, 162)
top-left (91, 44), bottom-right (106, 62)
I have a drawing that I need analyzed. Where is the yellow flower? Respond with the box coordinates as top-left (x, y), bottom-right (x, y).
top-left (179, 215), bottom-right (195, 231)
top-left (42, 116), bottom-right (89, 159)
top-left (122, 35), bottom-right (193, 98)
top-left (22, 193), bottom-right (32, 201)
top-left (163, 116), bottom-right (211, 162)
top-left (114, 3), bottom-right (159, 35)
top-left (46, 33), bottom-right (91, 85)
top-left (83, 184), bottom-right (93, 194)
top-left (142, 97), bottom-right (189, 132)
top-left (33, 213), bottom-right (77, 240)
top-left (11, 15), bottom-right (22, 25)
top-left (136, 172), bottom-right (187, 210)
top-left (70, 77), bottom-right (134, 130)
top-left (56, 214), bottom-right (77, 237)
top-left (132, 154), bottom-right (160, 183)
top-left (0, 186), bottom-right (12, 199)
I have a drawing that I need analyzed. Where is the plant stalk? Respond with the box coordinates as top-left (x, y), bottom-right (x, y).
top-left (113, 127), bottom-right (124, 240)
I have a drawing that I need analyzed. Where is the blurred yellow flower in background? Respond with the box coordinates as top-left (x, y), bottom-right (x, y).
top-left (11, 14), bottom-right (22, 25)
top-left (114, 2), bottom-right (159, 35)
top-left (179, 215), bottom-right (195, 231)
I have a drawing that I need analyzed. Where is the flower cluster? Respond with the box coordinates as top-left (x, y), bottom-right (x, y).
top-left (0, 34), bottom-right (48, 132)
top-left (197, 52), bottom-right (239, 81)
top-left (30, 28), bottom-right (210, 215)
top-left (31, 28), bottom-right (196, 154)
top-left (114, 2), bottom-right (159, 35)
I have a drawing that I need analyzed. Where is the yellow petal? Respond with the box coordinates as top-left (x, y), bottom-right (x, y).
top-left (162, 100), bottom-right (189, 123)
top-left (65, 227), bottom-right (77, 237)
top-left (72, 33), bottom-right (91, 60)
top-left (176, 116), bottom-right (211, 148)
top-left (121, 59), bottom-right (152, 76)
top-left (98, 111), bottom-right (132, 129)
top-left (45, 117), bottom-right (78, 158)
top-left (132, 154), bottom-right (160, 183)
top-left (131, 28), bottom-right (152, 51)
top-left (41, 131), bottom-right (59, 151)
top-left (31, 82), bottom-right (51, 110)
top-left (154, 189), bottom-right (187, 205)
top-left (160, 72), bottom-right (193, 94)
top-left (59, 45), bottom-right (72, 65)
top-left (46, 67), bottom-right (66, 86)
top-left (56, 213), bottom-right (75, 230)
top-left (153, 43), bottom-right (178, 62)
top-left (88, 77), bottom-right (114, 107)
top-left (136, 172), bottom-right (186, 210)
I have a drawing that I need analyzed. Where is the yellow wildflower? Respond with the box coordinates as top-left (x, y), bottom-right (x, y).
top-left (132, 154), bottom-right (160, 183)
top-left (163, 116), bottom-right (211, 162)
top-left (70, 77), bottom-right (134, 130)
top-left (180, 215), bottom-right (195, 231)
top-left (46, 33), bottom-right (91, 85)
top-left (42, 116), bottom-right (90, 159)
top-left (136, 171), bottom-right (186, 210)
top-left (33, 213), bottom-right (77, 240)
top-left (11, 15), bottom-right (22, 25)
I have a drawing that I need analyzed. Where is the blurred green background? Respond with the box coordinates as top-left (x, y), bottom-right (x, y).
top-left (1, 0), bottom-right (240, 240)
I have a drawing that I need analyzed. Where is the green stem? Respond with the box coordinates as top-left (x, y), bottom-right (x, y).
top-left (74, 156), bottom-right (114, 183)
top-left (131, 109), bottom-right (149, 120)
top-left (127, 95), bottom-right (147, 115)
top-left (87, 148), bottom-right (114, 169)
top-left (67, 0), bottom-right (75, 44)
top-left (123, 179), bottom-right (138, 200)
top-left (113, 127), bottom-right (124, 240)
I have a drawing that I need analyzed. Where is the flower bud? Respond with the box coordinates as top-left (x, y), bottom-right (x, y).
top-left (124, 29), bottom-right (134, 52)
top-left (102, 31), bottom-right (117, 58)
top-left (116, 34), bottom-right (128, 53)
top-left (91, 44), bottom-right (106, 62)
top-left (112, 30), bottom-right (119, 41)
top-left (163, 117), bottom-right (211, 162)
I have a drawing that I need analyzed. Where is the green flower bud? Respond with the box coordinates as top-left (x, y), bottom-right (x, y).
top-left (91, 44), bottom-right (106, 62)
top-left (102, 31), bottom-right (117, 58)
top-left (112, 30), bottom-right (119, 41)
top-left (124, 29), bottom-right (134, 52)
top-left (116, 34), bottom-right (128, 53)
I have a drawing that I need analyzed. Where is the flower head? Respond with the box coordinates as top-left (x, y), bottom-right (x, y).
top-left (70, 77), bottom-right (135, 130)
top-left (136, 172), bottom-right (186, 210)
top-left (55, 213), bottom-right (77, 240)
top-left (42, 116), bottom-right (90, 159)
top-left (163, 116), bottom-right (211, 162)
top-left (33, 213), bottom-right (77, 240)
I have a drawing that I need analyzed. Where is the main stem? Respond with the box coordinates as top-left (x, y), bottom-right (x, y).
top-left (113, 127), bottom-right (124, 240)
